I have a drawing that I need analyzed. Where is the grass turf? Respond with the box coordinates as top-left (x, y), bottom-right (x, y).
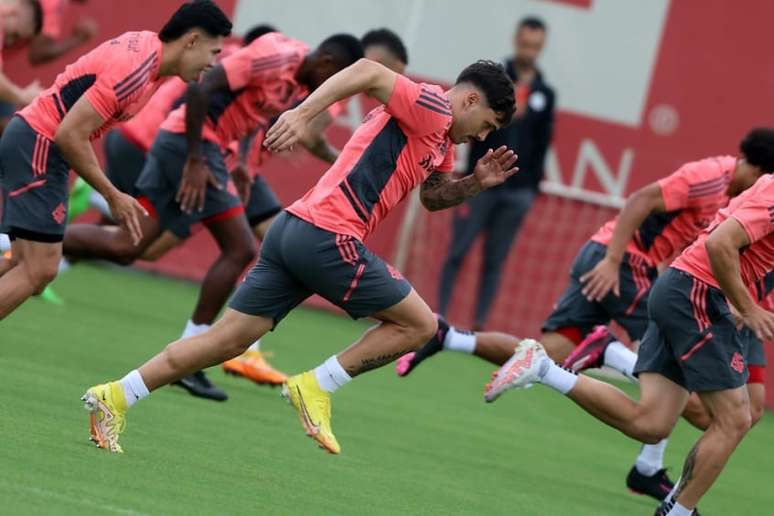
top-left (2, 264), bottom-right (774, 515)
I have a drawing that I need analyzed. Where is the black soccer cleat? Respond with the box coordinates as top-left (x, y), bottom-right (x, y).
top-left (395, 315), bottom-right (452, 377)
top-left (174, 370), bottom-right (228, 402)
top-left (655, 499), bottom-right (700, 516)
top-left (627, 466), bottom-right (674, 501)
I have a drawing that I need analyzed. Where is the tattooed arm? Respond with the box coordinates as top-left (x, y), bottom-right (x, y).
top-left (420, 172), bottom-right (484, 211)
top-left (420, 145), bottom-right (518, 211)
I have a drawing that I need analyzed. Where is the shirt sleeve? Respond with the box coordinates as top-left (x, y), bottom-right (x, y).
top-left (730, 196), bottom-right (774, 245)
top-left (84, 76), bottom-right (120, 122)
top-left (385, 75), bottom-right (452, 136)
top-left (223, 38), bottom-right (300, 92)
top-left (436, 143), bottom-right (456, 173)
top-left (658, 160), bottom-right (727, 211)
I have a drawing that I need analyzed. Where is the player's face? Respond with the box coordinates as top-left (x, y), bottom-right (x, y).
top-left (308, 55), bottom-right (341, 91)
top-left (2, 4), bottom-right (37, 46)
top-left (179, 32), bottom-right (224, 81)
top-left (449, 91), bottom-right (502, 144)
top-left (513, 27), bottom-right (545, 68)
top-left (364, 46), bottom-right (406, 74)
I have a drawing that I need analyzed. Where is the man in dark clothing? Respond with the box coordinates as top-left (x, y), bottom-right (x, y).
top-left (438, 16), bottom-right (555, 329)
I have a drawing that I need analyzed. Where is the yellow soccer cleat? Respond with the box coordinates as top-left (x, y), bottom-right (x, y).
top-left (282, 372), bottom-right (340, 454)
top-left (81, 382), bottom-right (127, 453)
top-left (222, 350), bottom-right (288, 386)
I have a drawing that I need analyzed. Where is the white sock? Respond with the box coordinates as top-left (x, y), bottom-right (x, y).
top-left (89, 190), bottom-right (113, 219)
top-left (603, 340), bottom-right (639, 381)
top-left (314, 355), bottom-right (352, 393)
top-left (538, 360), bottom-right (578, 394)
top-left (635, 438), bottom-right (668, 476)
top-left (667, 502), bottom-right (692, 516)
top-left (0, 233), bottom-right (10, 252)
top-left (248, 339), bottom-right (261, 352)
top-left (58, 257), bottom-right (70, 274)
top-left (443, 327), bottom-right (476, 354)
top-left (181, 320), bottom-right (210, 339)
top-left (120, 370), bottom-right (150, 407)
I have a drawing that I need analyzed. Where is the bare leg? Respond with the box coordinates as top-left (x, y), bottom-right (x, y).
top-left (680, 382), bottom-right (764, 430)
top-left (540, 331), bottom-right (577, 363)
top-left (472, 331), bottom-right (521, 365)
top-left (565, 372), bottom-right (689, 443)
top-left (140, 231), bottom-right (182, 262)
top-left (673, 386), bottom-right (751, 509)
top-left (0, 238), bottom-right (61, 319)
top-left (63, 216), bottom-right (160, 264)
top-left (190, 216), bottom-right (256, 325)
top-left (337, 289), bottom-right (437, 377)
top-left (138, 309), bottom-right (273, 390)
top-left (252, 213), bottom-right (277, 241)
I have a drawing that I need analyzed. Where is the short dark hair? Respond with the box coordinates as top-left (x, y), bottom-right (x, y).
top-left (243, 24), bottom-right (277, 45)
top-left (361, 28), bottom-right (408, 65)
top-left (27, 0), bottom-right (43, 36)
top-left (740, 128), bottom-right (774, 172)
top-left (518, 16), bottom-right (547, 32)
top-left (455, 60), bottom-right (515, 125)
top-left (318, 34), bottom-right (364, 68)
top-left (159, 0), bottom-right (232, 43)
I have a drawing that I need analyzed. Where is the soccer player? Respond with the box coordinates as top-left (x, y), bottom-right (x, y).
top-left (486, 169), bottom-right (774, 515)
top-left (222, 27), bottom-right (410, 386)
top-left (0, 1), bottom-right (232, 320)
top-left (0, 0), bottom-right (44, 133)
top-left (397, 128), bottom-right (774, 500)
top-left (64, 32), bottom-right (364, 401)
top-left (26, 0), bottom-right (97, 65)
top-left (82, 58), bottom-right (517, 454)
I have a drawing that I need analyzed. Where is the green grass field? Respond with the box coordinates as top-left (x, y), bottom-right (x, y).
top-left (2, 265), bottom-right (774, 515)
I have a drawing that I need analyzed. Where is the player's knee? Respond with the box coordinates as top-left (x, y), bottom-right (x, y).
top-left (409, 310), bottom-right (438, 346)
top-left (229, 241), bottom-right (257, 267)
top-left (633, 410), bottom-right (673, 443)
top-left (714, 407), bottom-right (751, 441)
top-left (111, 240), bottom-right (142, 265)
top-left (750, 403), bottom-right (764, 427)
top-left (25, 260), bottom-right (59, 294)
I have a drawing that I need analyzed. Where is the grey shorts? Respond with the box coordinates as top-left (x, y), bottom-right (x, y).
top-left (0, 116), bottom-right (70, 242)
top-left (230, 211), bottom-right (413, 326)
top-left (634, 268), bottom-right (748, 392)
top-left (0, 102), bottom-right (15, 118)
top-left (542, 241), bottom-right (658, 341)
top-left (245, 175), bottom-right (281, 227)
top-left (740, 327), bottom-right (766, 367)
top-left (136, 130), bottom-right (242, 239)
top-left (104, 128), bottom-right (147, 196)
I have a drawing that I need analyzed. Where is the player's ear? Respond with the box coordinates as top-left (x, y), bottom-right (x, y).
top-left (185, 31), bottom-right (200, 49)
top-left (465, 90), bottom-right (481, 110)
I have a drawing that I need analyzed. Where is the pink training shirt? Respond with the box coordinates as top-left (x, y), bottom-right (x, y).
top-left (119, 77), bottom-right (187, 152)
top-left (591, 156), bottom-right (736, 266)
top-left (19, 31), bottom-right (163, 141)
top-left (287, 74), bottom-right (455, 241)
top-left (674, 174), bottom-right (774, 290)
top-left (161, 32), bottom-right (308, 148)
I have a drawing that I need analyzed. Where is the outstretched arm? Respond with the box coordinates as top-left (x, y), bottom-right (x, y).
top-left (707, 218), bottom-right (774, 340)
top-left (264, 59), bottom-right (396, 152)
top-left (579, 182), bottom-right (666, 301)
top-left (420, 146), bottom-right (518, 211)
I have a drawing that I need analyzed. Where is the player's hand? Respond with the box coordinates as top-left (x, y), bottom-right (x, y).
top-left (73, 18), bottom-right (98, 42)
top-left (177, 155), bottom-right (222, 214)
top-left (741, 305), bottom-right (774, 341)
top-left (231, 163), bottom-right (253, 205)
top-left (473, 146), bottom-right (519, 189)
top-left (580, 256), bottom-right (621, 301)
top-left (107, 190), bottom-right (148, 246)
top-left (20, 80), bottom-right (42, 105)
top-left (263, 107), bottom-right (307, 153)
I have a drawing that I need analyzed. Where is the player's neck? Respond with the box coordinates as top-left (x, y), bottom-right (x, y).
top-left (157, 41), bottom-right (182, 78)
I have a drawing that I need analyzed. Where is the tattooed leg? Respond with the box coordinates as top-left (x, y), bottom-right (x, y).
top-left (674, 386), bottom-right (751, 508)
top-left (337, 289), bottom-right (437, 377)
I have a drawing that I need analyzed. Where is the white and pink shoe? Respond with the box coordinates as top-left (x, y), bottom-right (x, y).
top-left (484, 339), bottom-right (548, 403)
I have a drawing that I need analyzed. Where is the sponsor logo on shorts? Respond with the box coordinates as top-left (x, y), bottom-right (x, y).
top-left (386, 264), bottom-right (403, 280)
top-left (730, 352), bottom-right (745, 373)
top-left (52, 203), bottom-right (66, 225)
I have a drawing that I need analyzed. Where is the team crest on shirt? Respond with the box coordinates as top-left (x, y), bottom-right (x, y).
top-left (52, 203), bottom-right (66, 225)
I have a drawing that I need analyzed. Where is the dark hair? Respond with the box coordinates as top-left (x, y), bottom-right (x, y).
top-left (518, 16), bottom-right (547, 32)
top-left (27, 0), bottom-right (43, 36)
top-left (455, 60), bottom-right (515, 125)
top-left (159, 0), bottom-right (232, 42)
top-left (361, 28), bottom-right (408, 65)
top-left (318, 34), bottom-right (364, 68)
top-left (243, 24), bottom-right (277, 45)
top-left (740, 128), bottom-right (774, 172)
